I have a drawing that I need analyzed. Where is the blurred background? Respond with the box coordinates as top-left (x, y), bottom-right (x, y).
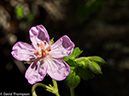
top-left (1, 0), bottom-right (129, 96)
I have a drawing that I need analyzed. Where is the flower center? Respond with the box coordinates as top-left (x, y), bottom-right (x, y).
top-left (34, 42), bottom-right (51, 58)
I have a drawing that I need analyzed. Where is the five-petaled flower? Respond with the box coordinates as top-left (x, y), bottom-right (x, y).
top-left (11, 25), bottom-right (75, 84)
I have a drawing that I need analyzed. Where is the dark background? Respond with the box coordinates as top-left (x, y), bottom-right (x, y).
top-left (1, 0), bottom-right (129, 96)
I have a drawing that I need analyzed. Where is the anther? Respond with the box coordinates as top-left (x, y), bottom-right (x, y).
top-left (40, 43), bottom-right (44, 48)
top-left (34, 50), bottom-right (39, 55)
top-left (37, 54), bottom-right (42, 58)
top-left (46, 46), bottom-right (51, 51)
top-left (37, 43), bottom-right (40, 47)
top-left (45, 53), bottom-right (49, 56)
top-left (44, 42), bottom-right (46, 46)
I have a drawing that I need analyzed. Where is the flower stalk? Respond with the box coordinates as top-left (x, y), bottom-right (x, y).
top-left (52, 79), bottom-right (60, 96)
top-left (70, 87), bottom-right (74, 96)
top-left (32, 83), bottom-right (53, 96)
top-left (32, 79), bottom-right (60, 96)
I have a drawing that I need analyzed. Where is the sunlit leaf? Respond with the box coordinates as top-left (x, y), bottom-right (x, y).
top-left (87, 56), bottom-right (107, 65)
top-left (76, 57), bottom-right (88, 69)
top-left (63, 47), bottom-right (83, 60)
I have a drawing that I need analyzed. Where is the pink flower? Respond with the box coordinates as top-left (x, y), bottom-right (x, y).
top-left (11, 25), bottom-right (74, 84)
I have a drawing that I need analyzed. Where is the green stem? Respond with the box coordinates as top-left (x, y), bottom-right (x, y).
top-left (52, 79), bottom-right (60, 96)
top-left (31, 80), bottom-right (60, 96)
top-left (70, 87), bottom-right (74, 96)
top-left (32, 83), bottom-right (53, 96)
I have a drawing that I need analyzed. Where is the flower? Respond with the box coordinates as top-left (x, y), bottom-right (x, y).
top-left (11, 25), bottom-right (75, 84)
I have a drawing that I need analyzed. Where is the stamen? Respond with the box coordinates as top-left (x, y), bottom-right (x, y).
top-left (41, 49), bottom-right (45, 53)
top-left (34, 50), bottom-right (39, 55)
top-left (44, 42), bottom-right (46, 46)
top-left (37, 54), bottom-right (42, 58)
top-left (45, 53), bottom-right (49, 56)
top-left (41, 49), bottom-right (46, 57)
top-left (40, 43), bottom-right (44, 49)
top-left (35, 42), bottom-right (50, 58)
top-left (46, 46), bottom-right (51, 51)
top-left (37, 43), bottom-right (40, 47)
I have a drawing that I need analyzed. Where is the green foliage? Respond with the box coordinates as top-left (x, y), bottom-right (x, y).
top-left (76, 57), bottom-right (89, 68)
top-left (76, 67), bottom-right (94, 81)
top-left (63, 47), bottom-right (106, 88)
top-left (15, 6), bottom-right (34, 21)
top-left (15, 6), bottom-right (24, 19)
top-left (63, 47), bottom-right (83, 60)
top-left (65, 67), bottom-right (81, 88)
top-left (87, 56), bottom-right (107, 65)
top-left (64, 59), bottom-right (78, 67)
top-left (88, 62), bottom-right (102, 74)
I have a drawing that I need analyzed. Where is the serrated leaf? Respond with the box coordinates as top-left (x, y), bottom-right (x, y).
top-left (65, 67), bottom-right (81, 88)
top-left (88, 62), bottom-right (102, 74)
top-left (87, 56), bottom-right (106, 65)
top-left (76, 67), bottom-right (94, 80)
top-left (64, 47), bottom-right (83, 60)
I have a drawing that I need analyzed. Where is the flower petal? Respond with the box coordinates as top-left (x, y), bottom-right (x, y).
top-left (25, 60), bottom-right (47, 84)
top-left (11, 42), bottom-right (35, 61)
top-left (46, 58), bottom-right (70, 81)
top-left (29, 25), bottom-right (50, 49)
top-left (50, 35), bottom-right (75, 58)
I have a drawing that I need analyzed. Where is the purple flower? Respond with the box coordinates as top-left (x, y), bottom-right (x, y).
top-left (11, 25), bottom-right (75, 84)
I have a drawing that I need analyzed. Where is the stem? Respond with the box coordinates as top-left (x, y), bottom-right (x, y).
top-left (31, 80), bottom-right (60, 96)
top-left (70, 87), bottom-right (74, 96)
top-left (32, 83), bottom-right (53, 96)
top-left (52, 79), bottom-right (60, 96)
top-left (52, 79), bottom-right (58, 90)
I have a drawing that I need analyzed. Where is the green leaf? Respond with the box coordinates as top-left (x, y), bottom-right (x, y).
top-left (87, 56), bottom-right (106, 65)
top-left (65, 67), bottom-right (81, 88)
top-left (76, 56), bottom-right (105, 74)
top-left (88, 62), bottom-right (102, 74)
top-left (62, 56), bottom-right (69, 61)
top-left (62, 47), bottom-right (83, 67)
top-left (76, 67), bottom-right (94, 80)
top-left (76, 57), bottom-right (89, 69)
top-left (65, 59), bottom-right (78, 67)
top-left (63, 47), bottom-right (83, 60)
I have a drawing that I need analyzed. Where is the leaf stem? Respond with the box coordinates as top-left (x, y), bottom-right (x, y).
top-left (70, 87), bottom-right (74, 96)
top-left (52, 79), bottom-right (60, 96)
